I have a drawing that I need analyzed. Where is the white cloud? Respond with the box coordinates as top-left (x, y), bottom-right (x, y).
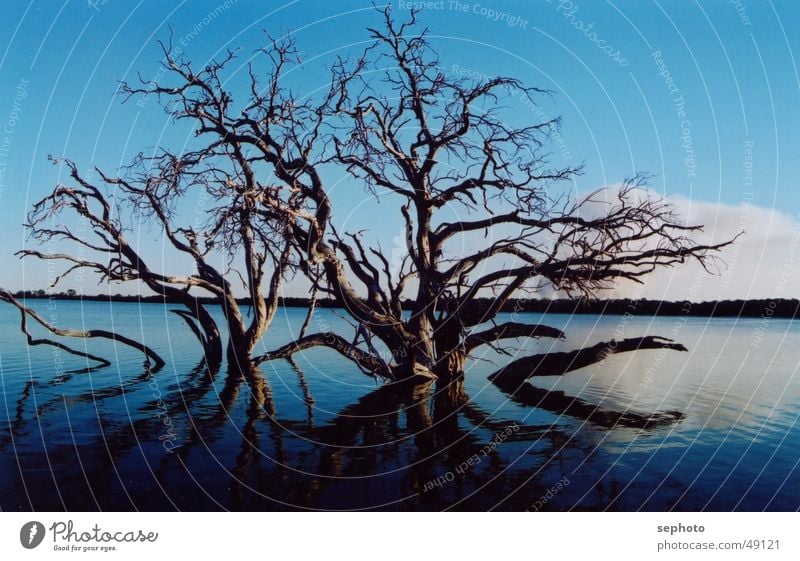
top-left (602, 189), bottom-right (800, 301)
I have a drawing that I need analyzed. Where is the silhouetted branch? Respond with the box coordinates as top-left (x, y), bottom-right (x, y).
top-left (254, 332), bottom-right (391, 379)
top-left (0, 288), bottom-right (164, 370)
top-left (464, 322), bottom-right (565, 353)
top-left (488, 335), bottom-right (687, 385)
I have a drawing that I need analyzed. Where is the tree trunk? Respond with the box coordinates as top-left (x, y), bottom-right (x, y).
top-left (434, 349), bottom-right (466, 380)
top-left (225, 313), bottom-right (255, 374)
top-left (390, 353), bottom-right (438, 382)
top-left (431, 318), bottom-right (466, 380)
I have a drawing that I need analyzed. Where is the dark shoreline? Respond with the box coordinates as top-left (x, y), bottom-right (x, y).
top-left (10, 291), bottom-right (800, 319)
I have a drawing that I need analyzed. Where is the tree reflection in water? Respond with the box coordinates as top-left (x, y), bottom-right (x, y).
top-left (2, 358), bottom-right (683, 511)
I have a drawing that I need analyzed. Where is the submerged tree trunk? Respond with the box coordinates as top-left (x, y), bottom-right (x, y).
top-left (390, 354), bottom-right (438, 382)
top-left (430, 319), bottom-right (467, 381)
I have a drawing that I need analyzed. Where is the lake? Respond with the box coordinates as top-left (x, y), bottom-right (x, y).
top-left (1, 300), bottom-right (798, 511)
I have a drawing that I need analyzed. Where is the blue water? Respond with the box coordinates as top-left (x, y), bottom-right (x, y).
top-left (1, 300), bottom-right (798, 511)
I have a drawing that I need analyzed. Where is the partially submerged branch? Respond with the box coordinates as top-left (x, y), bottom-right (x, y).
top-left (488, 335), bottom-right (687, 385)
top-left (485, 334), bottom-right (689, 428)
top-left (0, 288), bottom-right (165, 370)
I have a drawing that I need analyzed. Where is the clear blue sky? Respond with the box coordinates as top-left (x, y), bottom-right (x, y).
top-left (1, 0), bottom-right (799, 300)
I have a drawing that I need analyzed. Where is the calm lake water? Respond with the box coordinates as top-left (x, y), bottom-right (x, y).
top-left (1, 300), bottom-right (798, 511)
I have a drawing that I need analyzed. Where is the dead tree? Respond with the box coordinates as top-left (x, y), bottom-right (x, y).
top-left (255, 8), bottom-right (736, 382)
top-left (20, 153), bottom-right (295, 371)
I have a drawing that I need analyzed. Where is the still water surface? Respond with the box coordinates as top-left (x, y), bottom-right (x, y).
top-left (1, 300), bottom-right (798, 510)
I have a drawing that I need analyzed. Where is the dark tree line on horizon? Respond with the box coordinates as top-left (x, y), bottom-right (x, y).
top-left (2, 8), bottom-right (737, 398)
top-left (9, 290), bottom-right (798, 320)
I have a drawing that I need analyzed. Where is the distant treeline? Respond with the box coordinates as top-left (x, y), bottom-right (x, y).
top-left (11, 290), bottom-right (800, 318)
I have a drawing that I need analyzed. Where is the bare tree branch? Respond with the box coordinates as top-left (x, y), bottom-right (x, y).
top-left (488, 336), bottom-right (687, 385)
top-left (464, 322), bottom-right (565, 354)
top-left (254, 332), bottom-right (391, 379)
top-left (0, 288), bottom-right (164, 370)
